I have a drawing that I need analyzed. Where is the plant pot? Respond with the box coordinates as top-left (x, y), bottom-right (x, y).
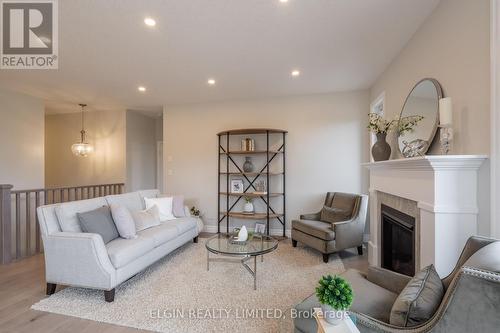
top-left (371, 133), bottom-right (391, 161)
top-left (321, 304), bottom-right (348, 325)
top-left (243, 202), bottom-right (254, 213)
top-left (243, 157), bottom-right (254, 172)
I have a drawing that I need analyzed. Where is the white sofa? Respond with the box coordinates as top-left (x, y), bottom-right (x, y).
top-left (36, 189), bottom-right (201, 302)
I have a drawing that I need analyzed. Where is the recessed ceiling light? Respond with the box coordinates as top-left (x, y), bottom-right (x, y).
top-left (280, 0), bottom-right (289, 3)
top-left (144, 17), bottom-right (156, 27)
top-left (207, 79), bottom-right (216, 85)
top-left (138, 86), bottom-right (146, 92)
top-left (291, 70), bottom-right (300, 77)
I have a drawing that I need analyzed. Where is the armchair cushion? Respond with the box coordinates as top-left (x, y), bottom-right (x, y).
top-left (390, 264), bottom-right (444, 327)
top-left (328, 193), bottom-right (359, 216)
top-left (292, 219), bottom-right (335, 241)
top-left (319, 206), bottom-right (351, 223)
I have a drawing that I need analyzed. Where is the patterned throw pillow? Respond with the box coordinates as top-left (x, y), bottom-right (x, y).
top-left (390, 265), bottom-right (444, 327)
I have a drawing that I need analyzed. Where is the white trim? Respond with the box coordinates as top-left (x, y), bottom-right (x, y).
top-left (491, 0), bottom-right (500, 238)
top-left (363, 155), bottom-right (488, 171)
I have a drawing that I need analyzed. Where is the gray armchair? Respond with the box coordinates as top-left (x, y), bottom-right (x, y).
top-left (293, 236), bottom-right (500, 333)
top-left (291, 192), bottom-right (368, 263)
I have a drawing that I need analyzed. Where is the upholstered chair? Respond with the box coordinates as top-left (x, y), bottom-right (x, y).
top-left (291, 192), bottom-right (369, 263)
top-left (293, 236), bottom-right (500, 333)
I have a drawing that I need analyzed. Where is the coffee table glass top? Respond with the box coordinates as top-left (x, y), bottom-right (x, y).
top-left (205, 233), bottom-right (278, 256)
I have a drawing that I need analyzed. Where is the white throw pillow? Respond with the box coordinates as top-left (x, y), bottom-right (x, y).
top-left (144, 197), bottom-right (176, 221)
top-left (109, 204), bottom-right (137, 239)
top-left (132, 205), bottom-right (161, 232)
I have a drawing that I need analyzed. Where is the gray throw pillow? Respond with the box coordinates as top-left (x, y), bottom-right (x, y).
top-left (390, 265), bottom-right (444, 327)
top-left (320, 205), bottom-right (351, 223)
top-left (77, 206), bottom-right (119, 244)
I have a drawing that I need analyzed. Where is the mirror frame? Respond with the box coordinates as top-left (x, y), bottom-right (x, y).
top-left (397, 78), bottom-right (443, 157)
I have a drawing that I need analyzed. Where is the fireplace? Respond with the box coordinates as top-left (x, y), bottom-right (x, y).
top-left (381, 204), bottom-right (415, 276)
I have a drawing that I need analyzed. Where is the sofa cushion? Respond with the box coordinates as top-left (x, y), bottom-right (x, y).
top-left (294, 269), bottom-right (398, 332)
top-left (132, 205), bottom-right (161, 232)
top-left (292, 219), bottom-right (335, 241)
top-left (390, 265), bottom-right (444, 327)
top-left (320, 206), bottom-right (352, 223)
top-left (105, 192), bottom-right (143, 213)
top-left (138, 223), bottom-right (178, 247)
top-left (110, 204), bottom-right (137, 239)
top-left (55, 197), bottom-right (108, 233)
top-left (106, 236), bottom-right (155, 268)
top-left (145, 197), bottom-right (176, 221)
top-left (163, 217), bottom-right (198, 235)
top-left (77, 206), bottom-right (119, 244)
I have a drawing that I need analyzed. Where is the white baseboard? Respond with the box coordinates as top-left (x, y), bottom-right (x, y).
top-left (203, 225), bottom-right (291, 238)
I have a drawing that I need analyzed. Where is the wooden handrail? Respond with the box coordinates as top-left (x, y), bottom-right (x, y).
top-left (0, 183), bottom-right (124, 264)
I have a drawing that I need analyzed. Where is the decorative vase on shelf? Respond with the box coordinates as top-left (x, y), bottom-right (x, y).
top-left (237, 226), bottom-right (248, 241)
top-left (321, 305), bottom-right (348, 325)
top-left (371, 133), bottom-right (391, 161)
top-left (243, 157), bottom-right (254, 172)
top-left (243, 201), bottom-right (254, 213)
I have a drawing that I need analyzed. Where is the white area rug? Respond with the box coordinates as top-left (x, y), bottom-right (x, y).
top-left (32, 240), bottom-right (344, 332)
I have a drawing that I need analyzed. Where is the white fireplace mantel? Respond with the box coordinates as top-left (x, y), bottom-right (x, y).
top-left (363, 155), bottom-right (487, 277)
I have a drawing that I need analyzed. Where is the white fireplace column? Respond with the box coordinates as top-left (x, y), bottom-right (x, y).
top-left (363, 155), bottom-right (487, 277)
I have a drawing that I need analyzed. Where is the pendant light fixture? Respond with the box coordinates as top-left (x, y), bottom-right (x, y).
top-left (71, 103), bottom-right (94, 157)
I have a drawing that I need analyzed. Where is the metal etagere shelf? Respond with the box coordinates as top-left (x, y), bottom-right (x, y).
top-left (217, 128), bottom-right (287, 237)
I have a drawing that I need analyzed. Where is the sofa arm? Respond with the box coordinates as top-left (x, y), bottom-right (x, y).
top-left (300, 211), bottom-right (321, 220)
top-left (43, 232), bottom-right (116, 290)
top-left (366, 266), bottom-right (411, 295)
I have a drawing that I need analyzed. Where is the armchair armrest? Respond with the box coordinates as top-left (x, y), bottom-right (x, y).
top-left (300, 211), bottom-right (321, 220)
top-left (367, 266), bottom-right (411, 294)
top-left (43, 232), bottom-right (116, 290)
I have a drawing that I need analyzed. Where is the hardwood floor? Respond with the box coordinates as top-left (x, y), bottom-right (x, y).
top-left (0, 236), bottom-right (367, 333)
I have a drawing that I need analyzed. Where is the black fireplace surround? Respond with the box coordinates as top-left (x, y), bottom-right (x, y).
top-left (381, 204), bottom-right (415, 276)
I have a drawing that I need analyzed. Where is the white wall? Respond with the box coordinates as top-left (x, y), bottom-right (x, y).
top-left (369, 0), bottom-right (491, 235)
top-left (163, 91), bottom-right (370, 233)
top-left (45, 110), bottom-right (126, 187)
top-left (0, 89), bottom-right (44, 190)
top-left (126, 110), bottom-right (159, 191)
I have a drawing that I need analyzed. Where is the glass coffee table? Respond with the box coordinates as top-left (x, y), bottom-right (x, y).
top-left (205, 233), bottom-right (279, 290)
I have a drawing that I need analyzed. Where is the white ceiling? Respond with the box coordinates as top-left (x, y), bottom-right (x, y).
top-left (0, 0), bottom-right (440, 114)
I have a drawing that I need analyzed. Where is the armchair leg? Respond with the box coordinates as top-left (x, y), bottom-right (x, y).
top-left (357, 245), bottom-right (363, 255)
top-left (104, 289), bottom-right (115, 302)
top-left (193, 236), bottom-right (199, 243)
top-left (322, 253), bottom-right (329, 263)
top-left (292, 239), bottom-right (297, 247)
top-left (46, 283), bottom-right (57, 295)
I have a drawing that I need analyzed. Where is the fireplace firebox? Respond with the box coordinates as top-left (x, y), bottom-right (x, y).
top-left (381, 204), bottom-right (415, 276)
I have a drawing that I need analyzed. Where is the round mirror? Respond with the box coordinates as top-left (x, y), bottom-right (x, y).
top-left (398, 78), bottom-right (443, 157)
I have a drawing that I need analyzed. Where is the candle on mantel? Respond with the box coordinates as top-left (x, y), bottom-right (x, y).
top-left (439, 97), bottom-right (453, 125)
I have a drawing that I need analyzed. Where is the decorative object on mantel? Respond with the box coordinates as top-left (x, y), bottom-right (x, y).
top-left (243, 156), bottom-right (255, 172)
top-left (368, 113), bottom-right (397, 161)
top-left (241, 138), bottom-right (255, 151)
top-left (397, 78), bottom-right (443, 158)
top-left (438, 97), bottom-right (453, 154)
top-left (71, 103), bottom-right (94, 157)
top-left (316, 274), bottom-right (353, 325)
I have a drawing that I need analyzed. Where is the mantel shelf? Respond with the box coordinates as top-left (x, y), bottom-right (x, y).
top-left (220, 150), bottom-right (283, 155)
top-left (220, 192), bottom-right (283, 198)
top-left (362, 155), bottom-right (488, 171)
top-left (220, 212), bottom-right (284, 220)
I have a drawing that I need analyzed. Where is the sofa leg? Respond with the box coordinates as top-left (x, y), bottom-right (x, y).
top-left (104, 289), bottom-right (115, 302)
top-left (193, 236), bottom-right (199, 243)
top-left (292, 239), bottom-right (297, 247)
top-left (322, 253), bottom-right (329, 263)
top-left (46, 283), bottom-right (57, 295)
top-left (357, 245), bottom-right (363, 255)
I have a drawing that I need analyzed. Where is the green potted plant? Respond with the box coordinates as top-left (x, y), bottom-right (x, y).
top-left (316, 275), bottom-right (354, 325)
top-left (243, 197), bottom-right (254, 214)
